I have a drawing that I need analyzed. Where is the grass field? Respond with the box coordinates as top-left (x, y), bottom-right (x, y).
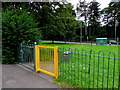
top-left (39, 41), bottom-right (120, 88)
top-left (40, 41), bottom-right (119, 56)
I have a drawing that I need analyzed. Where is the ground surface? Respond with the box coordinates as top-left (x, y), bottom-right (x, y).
top-left (41, 41), bottom-right (119, 57)
top-left (2, 64), bottom-right (59, 88)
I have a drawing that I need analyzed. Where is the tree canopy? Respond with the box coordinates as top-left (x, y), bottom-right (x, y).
top-left (2, 7), bottom-right (41, 63)
top-left (2, 1), bottom-right (120, 63)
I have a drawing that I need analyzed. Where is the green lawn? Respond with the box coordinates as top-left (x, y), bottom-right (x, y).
top-left (40, 41), bottom-right (119, 57)
top-left (39, 41), bottom-right (119, 88)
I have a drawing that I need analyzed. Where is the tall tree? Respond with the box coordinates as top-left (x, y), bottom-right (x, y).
top-left (56, 3), bottom-right (78, 43)
top-left (102, 1), bottom-right (120, 40)
top-left (87, 1), bottom-right (101, 40)
top-left (76, 0), bottom-right (89, 41)
top-left (35, 2), bottom-right (78, 42)
top-left (2, 2), bottom-right (78, 43)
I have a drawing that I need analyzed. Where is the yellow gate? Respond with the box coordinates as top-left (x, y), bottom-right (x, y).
top-left (35, 45), bottom-right (58, 78)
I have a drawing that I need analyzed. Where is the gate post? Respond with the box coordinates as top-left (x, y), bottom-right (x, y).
top-left (35, 45), bottom-right (40, 72)
top-left (54, 46), bottom-right (58, 78)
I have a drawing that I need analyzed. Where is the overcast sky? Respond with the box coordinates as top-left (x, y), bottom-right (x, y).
top-left (69, 0), bottom-right (111, 10)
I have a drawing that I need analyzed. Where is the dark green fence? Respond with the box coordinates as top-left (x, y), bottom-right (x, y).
top-left (18, 43), bottom-right (35, 70)
top-left (18, 44), bottom-right (120, 88)
top-left (58, 47), bottom-right (120, 88)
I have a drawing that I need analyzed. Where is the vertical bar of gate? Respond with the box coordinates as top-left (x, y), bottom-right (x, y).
top-left (35, 45), bottom-right (40, 72)
top-left (54, 46), bottom-right (58, 78)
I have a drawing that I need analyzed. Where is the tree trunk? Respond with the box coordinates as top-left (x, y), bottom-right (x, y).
top-left (52, 40), bottom-right (54, 43)
top-left (65, 40), bottom-right (66, 44)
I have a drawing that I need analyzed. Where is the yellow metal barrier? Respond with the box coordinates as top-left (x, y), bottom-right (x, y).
top-left (35, 45), bottom-right (58, 78)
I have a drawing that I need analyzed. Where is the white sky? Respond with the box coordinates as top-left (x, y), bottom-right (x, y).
top-left (69, 0), bottom-right (111, 10)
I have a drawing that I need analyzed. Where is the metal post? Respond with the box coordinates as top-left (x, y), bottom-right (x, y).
top-left (34, 42), bottom-right (37, 70)
top-left (35, 44), bottom-right (40, 72)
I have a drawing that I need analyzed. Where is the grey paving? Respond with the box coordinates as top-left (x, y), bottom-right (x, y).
top-left (2, 64), bottom-right (59, 88)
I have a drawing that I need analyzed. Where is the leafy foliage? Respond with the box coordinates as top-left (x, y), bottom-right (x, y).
top-left (37, 2), bottom-right (78, 42)
top-left (55, 3), bottom-right (78, 42)
top-left (2, 1), bottom-right (120, 64)
top-left (2, 8), bottom-right (41, 64)
top-left (102, 1), bottom-right (120, 39)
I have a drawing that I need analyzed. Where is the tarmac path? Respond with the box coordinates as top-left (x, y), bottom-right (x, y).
top-left (2, 64), bottom-right (59, 88)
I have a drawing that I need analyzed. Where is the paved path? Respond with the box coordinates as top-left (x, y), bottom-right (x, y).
top-left (2, 64), bottom-right (59, 88)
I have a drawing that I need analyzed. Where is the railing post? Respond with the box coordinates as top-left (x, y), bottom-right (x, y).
top-left (34, 42), bottom-right (40, 72)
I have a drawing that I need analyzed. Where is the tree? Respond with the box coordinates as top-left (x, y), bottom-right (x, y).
top-left (76, 0), bottom-right (89, 41)
top-left (36, 2), bottom-right (78, 43)
top-left (2, 2), bottom-right (78, 43)
top-left (2, 7), bottom-right (41, 64)
top-left (102, 1), bottom-right (120, 40)
top-left (75, 20), bottom-right (84, 42)
top-left (38, 2), bottom-right (59, 43)
top-left (56, 3), bottom-right (78, 43)
top-left (87, 1), bottom-right (101, 40)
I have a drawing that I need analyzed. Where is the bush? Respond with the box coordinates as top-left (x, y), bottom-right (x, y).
top-left (2, 8), bottom-right (41, 64)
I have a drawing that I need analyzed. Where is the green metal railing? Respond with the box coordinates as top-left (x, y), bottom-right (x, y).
top-left (18, 43), bottom-right (35, 70)
top-left (58, 47), bottom-right (120, 88)
top-left (18, 44), bottom-right (120, 88)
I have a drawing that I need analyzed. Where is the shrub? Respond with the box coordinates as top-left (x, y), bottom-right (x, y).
top-left (2, 8), bottom-right (41, 64)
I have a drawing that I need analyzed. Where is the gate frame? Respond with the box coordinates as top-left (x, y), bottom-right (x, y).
top-left (35, 45), bottom-right (58, 78)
